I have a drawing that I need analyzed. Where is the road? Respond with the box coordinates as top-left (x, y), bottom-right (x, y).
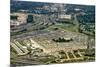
top-left (11, 40), bottom-right (29, 55)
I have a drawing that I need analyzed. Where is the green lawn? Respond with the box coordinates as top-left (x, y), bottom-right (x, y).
top-left (45, 23), bottom-right (78, 32)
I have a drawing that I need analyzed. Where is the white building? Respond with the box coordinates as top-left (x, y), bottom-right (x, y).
top-left (10, 13), bottom-right (27, 26)
top-left (59, 14), bottom-right (72, 20)
top-left (10, 20), bottom-right (21, 26)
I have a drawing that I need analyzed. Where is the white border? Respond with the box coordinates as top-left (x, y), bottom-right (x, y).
top-left (21, 0), bottom-right (95, 5)
top-left (0, 0), bottom-right (10, 67)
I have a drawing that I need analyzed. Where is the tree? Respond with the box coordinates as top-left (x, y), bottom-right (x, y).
top-left (11, 15), bottom-right (18, 20)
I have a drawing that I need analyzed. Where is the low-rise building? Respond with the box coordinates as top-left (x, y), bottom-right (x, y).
top-left (59, 14), bottom-right (72, 20)
top-left (10, 20), bottom-right (21, 26)
top-left (10, 13), bottom-right (28, 27)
